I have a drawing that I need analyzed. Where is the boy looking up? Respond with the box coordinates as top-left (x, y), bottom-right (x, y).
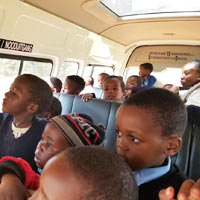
top-left (116, 88), bottom-right (187, 200)
top-left (0, 74), bottom-right (53, 170)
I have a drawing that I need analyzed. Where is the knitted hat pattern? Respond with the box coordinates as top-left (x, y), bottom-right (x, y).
top-left (50, 114), bottom-right (104, 147)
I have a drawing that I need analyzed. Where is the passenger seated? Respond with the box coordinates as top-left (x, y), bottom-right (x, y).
top-left (180, 59), bottom-right (200, 106)
top-left (0, 74), bottom-right (53, 170)
top-left (139, 63), bottom-right (157, 88)
top-left (0, 147), bottom-right (138, 200)
top-left (163, 84), bottom-right (179, 94)
top-left (80, 76), bottom-right (94, 94)
top-left (82, 75), bottom-right (125, 102)
top-left (62, 75), bottom-right (85, 95)
top-left (97, 72), bottom-right (109, 88)
top-left (37, 96), bottom-right (62, 120)
top-left (115, 88), bottom-right (187, 200)
top-left (103, 75), bottom-right (125, 101)
top-left (125, 75), bottom-right (142, 98)
top-left (49, 77), bottom-right (62, 93)
top-left (0, 114), bottom-right (105, 198)
top-left (31, 147), bottom-right (138, 200)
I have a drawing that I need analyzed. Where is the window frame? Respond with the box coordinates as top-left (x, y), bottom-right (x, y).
top-left (0, 53), bottom-right (53, 76)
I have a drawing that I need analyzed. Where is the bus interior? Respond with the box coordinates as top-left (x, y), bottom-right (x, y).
top-left (1, 0), bottom-right (200, 184)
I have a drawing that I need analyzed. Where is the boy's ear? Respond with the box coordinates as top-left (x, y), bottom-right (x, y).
top-left (27, 103), bottom-right (39, 114)
top-left (42, 112), bottom-right (52, 120)
top-left (164, 136), bottom-right (182, 156)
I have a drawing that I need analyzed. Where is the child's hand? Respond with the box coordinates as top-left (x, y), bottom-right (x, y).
top-left (0, 174), bottom-right (27, 200)
top-left (81, 93), bottom-right (93, 102)
top-left (159, 179), bottom-right (200, 200)
top-left (159, 186), bottom-right (175, 200)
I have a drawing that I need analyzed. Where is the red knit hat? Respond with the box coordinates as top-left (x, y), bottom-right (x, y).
top-left (50, 114), bottom-right (104, 146)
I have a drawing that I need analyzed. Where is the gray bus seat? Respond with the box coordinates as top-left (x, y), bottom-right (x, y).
top-left (54, 93), bottom-right (121, 152)
top-left (173, 105), bottom-right (200, 181)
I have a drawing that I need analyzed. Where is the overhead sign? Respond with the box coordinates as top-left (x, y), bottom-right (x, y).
top-left (0, 39), bottom-right (33, 53)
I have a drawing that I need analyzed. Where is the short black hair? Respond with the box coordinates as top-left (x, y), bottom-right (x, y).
top-left (64, 146), bottom-right (138, 200)
top-left (124, 88), bottom-right (187, 137)
top-left (140, 63), bottom-right (153, 72)
top-left (46, 96), bottom-right (62, 117)
top-left (50, 77), bottom-right (62, 92)
top-left (128, 75), bottom-right (142, 87)
top-left (99, 72), bottom-right (109, 77)
top-left (103, 75), bottom-right (125, 92)
top-left (19, 74), bottom-right (53, 114)
top-left (189, 59), bottom-right (200, 72)
top-left (66, 75), bottom-right (85, 92)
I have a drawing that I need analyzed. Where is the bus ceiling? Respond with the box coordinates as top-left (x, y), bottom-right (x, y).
top-left (20, 0), bottom-right (200, 46)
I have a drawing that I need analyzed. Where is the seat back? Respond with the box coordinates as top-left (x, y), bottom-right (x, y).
top-left (54, 93), bottom-right (121, 152)
top-left (173, 105), bottom-right (200, 181)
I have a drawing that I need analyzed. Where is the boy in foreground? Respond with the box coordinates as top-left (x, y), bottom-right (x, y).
top-left (116, 88), bottom-right (187, 200)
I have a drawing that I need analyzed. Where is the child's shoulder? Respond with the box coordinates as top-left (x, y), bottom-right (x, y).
top-left (32, 117), bottom-right (48, 127)
top-left (0, 113), bottom-right (13, 122)
top-left (139, 163), bottom-right (186, 200)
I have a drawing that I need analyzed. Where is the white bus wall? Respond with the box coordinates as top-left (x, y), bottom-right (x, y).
top-left (0, 0), bottom-right (126, 76)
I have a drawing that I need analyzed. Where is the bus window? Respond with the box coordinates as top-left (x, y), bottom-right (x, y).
top-left (0, 58), bottom-right (20, 101)
top-left (82, 65), bottom-right (93, 78)
top-left (58, 61), bottom-right (79, 82)
top-left (22, 60), bottom-right (53, 82)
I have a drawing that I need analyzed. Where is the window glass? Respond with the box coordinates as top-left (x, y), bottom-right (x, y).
top-left (101, 0), bottom-right (200, 18)
top-left (0, 58), bottom-right (21, 111)
top-left (82, 66), bottom-right (93, 79)
top-left (22, 61), bottom-right (52, 83)
top-left (58, 61), bottom-right (79, 82)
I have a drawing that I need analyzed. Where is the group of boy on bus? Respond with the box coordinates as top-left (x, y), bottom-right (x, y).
top-left (0, 59), bottom-right (200, 200)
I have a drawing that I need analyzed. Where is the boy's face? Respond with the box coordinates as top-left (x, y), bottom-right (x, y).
top-left (103, 79), bottom-right (124, 101)
top-left (30, 155), bottom-right (84, 200)
top-left (181, 62), bottom-right (200, 87)
top-left (116, 104), bottom-right (169, 171)
top-left (139, 66), bottom-right (150, 78)
top-left (98, 74), bottom-right (108, 88)
top-left (62, 79), bottom-right (79, 95)
top-left (2, 76), bottom-right (34, 115)
top-left (34, 122), bottom-right (70, 169)
top-left (126, 77), bottom-right (138, 90)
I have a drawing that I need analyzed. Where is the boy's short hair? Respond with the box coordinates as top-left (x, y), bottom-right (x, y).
top-left (64, 146), bottom-right (138, 200)
top-left (140, 63), bottom-right (153, 73)
top-left (124, 88), bottom-right (187, 137)
top-left (128, 75), bottom-right (142, 87)
top-left (66, 75), bottom-right (85, 92)
top-left (104, 75), bottom-right (126, 92)
top-left (99, 72), bottom-right (109, 77)
top-left (20, 74), bottom-right (53, 114)
top-left (46, 96), bottom-right (62, 117)
top-left (50, 77), bottom-right (62, 92)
